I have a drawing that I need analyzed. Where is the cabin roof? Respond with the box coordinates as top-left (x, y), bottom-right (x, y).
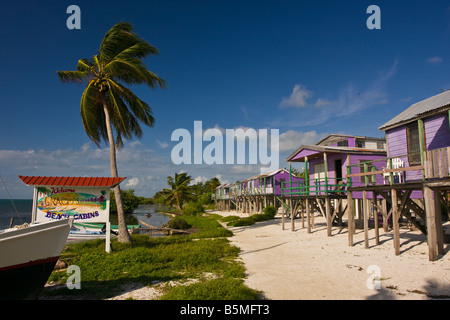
top-left (316, 134), bottom-right (385, 146)
top-left (379, 90), bottom-right (450, 131)
top-left (18, 175), bottom-right (126, 188)
top-left (286, 145), bottom-right (387, 162)
top-left (244, 168), bottom-right (289, 181)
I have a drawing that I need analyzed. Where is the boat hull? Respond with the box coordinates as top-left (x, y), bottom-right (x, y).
top-left (0, 219), bottom-right (72, 300)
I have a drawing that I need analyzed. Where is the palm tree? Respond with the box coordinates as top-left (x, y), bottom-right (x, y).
top-left (158, 172), bottom-right (194, 212)
top-left (57, 22), bottom-right (166, 243)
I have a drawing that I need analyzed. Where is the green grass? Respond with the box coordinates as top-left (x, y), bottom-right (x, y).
top-left (42, 214), bottom-right (261, 300)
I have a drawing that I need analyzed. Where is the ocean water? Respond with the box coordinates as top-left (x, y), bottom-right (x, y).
top-left (0, 200), bottom-right (170, 230)
top-left (0, 199), bottom-right (33, 229)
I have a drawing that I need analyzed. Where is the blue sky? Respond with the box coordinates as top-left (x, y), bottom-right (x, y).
top-left (1, 0), bottom-right (450, 198)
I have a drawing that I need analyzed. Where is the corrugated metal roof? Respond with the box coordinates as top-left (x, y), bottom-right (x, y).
top-left (18, 175), bottom-right (126, 188)
top-left (286, 144), bottom-right (386, 162)
top-left (379, 90), bottom-right (450, 131)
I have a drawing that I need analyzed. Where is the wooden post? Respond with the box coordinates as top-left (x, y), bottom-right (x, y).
top-left (382, 199), bottom-right (388, 232)
top-left (391, 189), bottom-right (400, 255)
top-left (435, 191), bottom-right (444, 255)
top-left (418, 119), bottom-right (426, 180)
top-left (347, 190), bottom-right (354, 246)
top-left (290, 198), bottom-right (295, 231)
top-left (423, 186), bottom-right (437, 261)
top-left (281, 199), bottom-right (285, 230)
top-left (373, 192), bottom-right (379, 245)
top-left (306, 198), bottom-right (311, 233)
top-left (305, 156), bottom-right (310, 196)
top-left (363, 191), bottom-right (369, 249)
top-left (323, 153), bottom-right (328, 196)
top-left (325, 197), bottom-right (332, 236)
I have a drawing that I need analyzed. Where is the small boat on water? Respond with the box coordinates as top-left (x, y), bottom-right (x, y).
top-left (68, 222), bottom-right (139, 241)
top-left (0, 218), bottom-right (73, 300)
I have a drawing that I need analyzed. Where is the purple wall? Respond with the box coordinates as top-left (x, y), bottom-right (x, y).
top-left (240, 170), bottom-right (303, 196)
top-left (291, 148), bottom-right (320, 161)
top-left (386, 112), bottom-right (450, 184)
top-left (425, 113), bottom-right (450, 150)
top-left (306, 153), bottom-right (386, 199)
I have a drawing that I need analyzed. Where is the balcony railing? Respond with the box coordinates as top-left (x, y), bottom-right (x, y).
top-left (281, 178), bottom-right (347, 197)
top-left (346, 147), bottom-right (450, 188)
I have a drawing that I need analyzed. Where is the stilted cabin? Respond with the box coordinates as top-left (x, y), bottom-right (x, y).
top-left (213, 169), bottom-right (303, 213)
top-left (284, 134), bottom-right (387, 199)
top-left (379, 90), bottom-right (450, 182)
top-left (345, 91), bottom-right (450, 261)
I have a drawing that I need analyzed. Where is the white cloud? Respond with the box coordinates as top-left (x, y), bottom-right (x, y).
top-left (190, 175), bottom-right (208, 185)
top-left (279, 84), bottom-right (312, 108)
top-left (0, 141), bottom-right (172, 199)
top-left (278, 130), bottom-right (327, 152)
top-left (125, 177), bottom-right (140, 188)
top-left (314, 98), bottom-right (331, 107)
top-left (156, 140), bottom-right (169, 148)
top-left (277, 59), bottom-right (399, 127)
top-left (427, 56), bottom-right (443, 65)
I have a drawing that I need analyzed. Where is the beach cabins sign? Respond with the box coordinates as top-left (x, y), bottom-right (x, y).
top-left (18, 176), bottom-right (126, 253)
top-left (18, 176), bottom-right (125, 223)
top-left (35, 186), bottom-right (108, 223)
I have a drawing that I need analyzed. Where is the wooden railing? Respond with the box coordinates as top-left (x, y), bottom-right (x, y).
top-left (425, 147), bottom-right (450, 179)
top-left (346, 147), bottom-right (450, 187)
top-left (281, 178), bottom-right (347, 197)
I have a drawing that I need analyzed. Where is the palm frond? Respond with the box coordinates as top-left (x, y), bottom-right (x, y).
top-left (105, 57), bottom-right (166, 88)
top-left (57, 70), bottom-right (90, 83)
top-left (108, 80), bottom-right (154, 127)
top-left (80, 80), bottom-right (106, 146)
top-left (77, 59), bottom-right (92, 72)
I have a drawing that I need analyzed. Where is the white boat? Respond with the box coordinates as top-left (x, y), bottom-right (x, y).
top-left (0, 218), bottom-right (73, 300)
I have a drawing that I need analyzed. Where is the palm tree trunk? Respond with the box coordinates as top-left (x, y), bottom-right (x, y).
top-left (102, 101), bottom-right (131, 243)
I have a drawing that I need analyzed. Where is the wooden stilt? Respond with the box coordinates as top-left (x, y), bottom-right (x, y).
top-left (435, 190), bottom-right (444, 255)
top-left (423, 186), bottom-right (437, 261)
top-left (382, 198), bottom-right (388, 232)
top-left (373, 192), bottom-right (379, 245)
top-left (391, 189), bottom-right (400, 256)
top-left (325, 197), bottom-right (332, 237)
top-left (290, 198), bottom-right (295, 231)
top-left (363, 191), bottom-right (369, 249)
top-left (306, 198), bottom-right (311, 234)
top-left (347, 190), bottom-right (354, 246)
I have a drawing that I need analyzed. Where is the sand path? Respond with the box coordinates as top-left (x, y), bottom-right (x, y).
top-left (214, 211), bottom-right (450, 300)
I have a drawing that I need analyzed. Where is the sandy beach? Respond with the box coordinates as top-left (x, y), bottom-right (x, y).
top-left (212, 210), bottom-right (450, 300)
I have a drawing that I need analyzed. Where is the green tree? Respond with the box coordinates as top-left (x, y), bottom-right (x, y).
top-left (157, 172), bottom-right (194, 212)
top-left (57, 22), bottom-right (166, 242)
top-left (110, 189), bottom-right (140, 214)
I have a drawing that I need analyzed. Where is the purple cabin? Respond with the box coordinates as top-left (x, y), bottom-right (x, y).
top-left (234, 169), bottom-right (303, 197)
top-left (286, 134), bottom-right (387, 199)
top-left (379, 90), bottom-right (450, 184)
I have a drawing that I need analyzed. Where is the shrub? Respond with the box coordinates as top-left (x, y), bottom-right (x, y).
top-left (183, 201), bottom-right (205, 216)
top-left (263, 206), bottom-right (277, 219)
top-left (166, 216), bottom-right (191, 230)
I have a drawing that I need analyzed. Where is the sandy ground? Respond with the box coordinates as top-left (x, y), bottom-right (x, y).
top-left (81, 210), bottom-right (449, 300)
top-left (212, 210), bottom-right (450, 300)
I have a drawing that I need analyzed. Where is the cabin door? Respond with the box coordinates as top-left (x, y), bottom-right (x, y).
top-left (335, 159), bottom-right (343, 182)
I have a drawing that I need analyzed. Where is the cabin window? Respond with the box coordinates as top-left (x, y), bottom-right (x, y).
top-left (356, 141), bottom-right (365, 148)
top-left (377, 142), bottom-right (384, 150)
top-left (337, 140), bottom-right (348, 147)
top-left (406, 122), bottom-right (421, 164)
top-left (313, 163), bottom-right (325, 181)
top-left (359, 160), bottom-right (376, 183)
